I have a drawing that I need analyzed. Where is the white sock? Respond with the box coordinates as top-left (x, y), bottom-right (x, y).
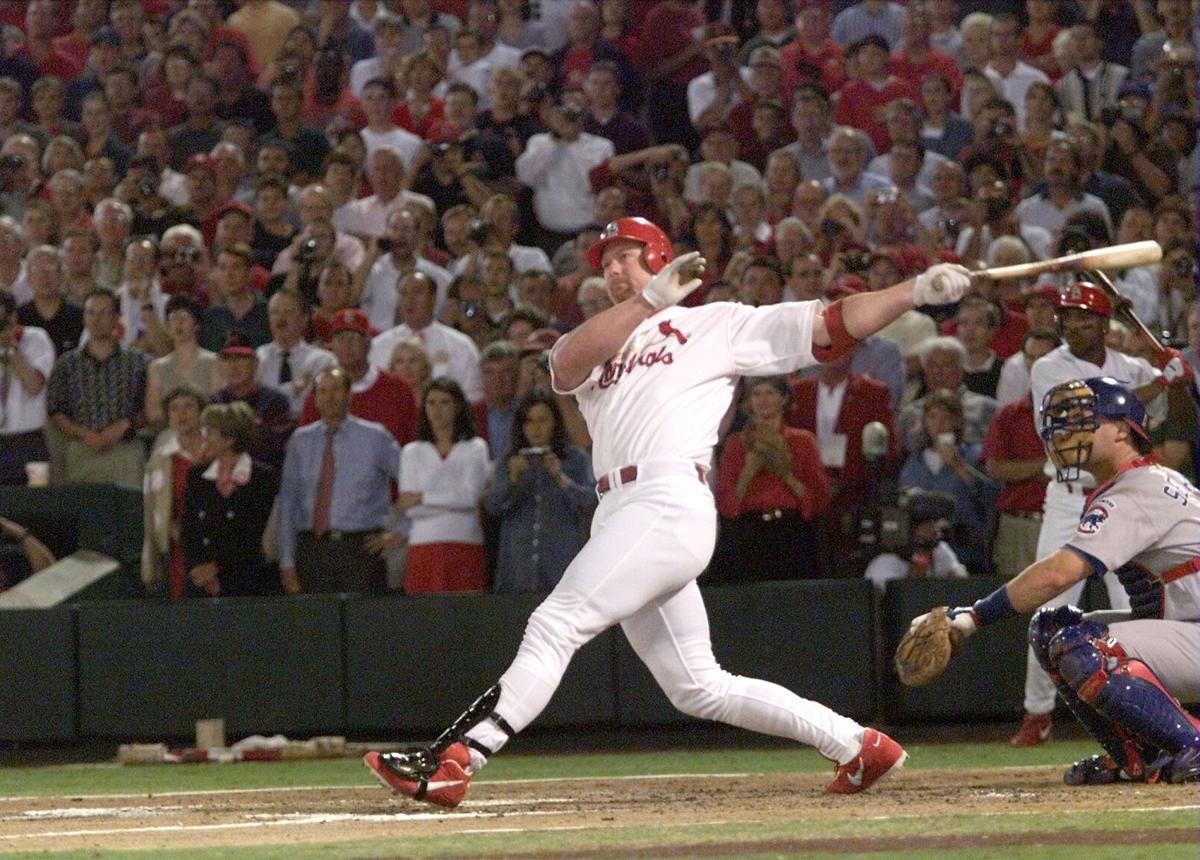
top-left (463, 717), bottom-right (511, 773)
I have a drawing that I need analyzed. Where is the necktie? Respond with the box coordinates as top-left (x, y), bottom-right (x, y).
top-left (312, 428), bottom-right (335, 536)
top-left (280, 349), bottom-right (293, 385)
top-left (1079, 73), bottom-right (1092, 121)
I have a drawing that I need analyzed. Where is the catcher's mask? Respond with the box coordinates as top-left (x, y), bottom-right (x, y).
top-left (1039, 376), bottom-right (1147, 481)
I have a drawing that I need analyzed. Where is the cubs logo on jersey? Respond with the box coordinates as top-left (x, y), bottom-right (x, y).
top-left (1078, 500), bottom-right (1113, 534)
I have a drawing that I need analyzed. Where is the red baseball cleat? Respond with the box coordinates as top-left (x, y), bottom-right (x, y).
top-left (363, 741), bottom-right (472, 808)
top-left (825, 728), bottom-right (908, 794)
top-left (1010, 711), bottom-right (1052, 747)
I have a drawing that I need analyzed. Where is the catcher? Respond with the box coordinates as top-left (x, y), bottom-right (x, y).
top-left (897, 376), bottom-right (1200, 785)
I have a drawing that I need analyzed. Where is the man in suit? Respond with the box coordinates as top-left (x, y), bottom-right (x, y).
top-left (788, 342), bottom-right (899, 571)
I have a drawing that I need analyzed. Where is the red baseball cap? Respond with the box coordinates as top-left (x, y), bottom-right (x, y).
top-left (214, 201), bottom-right (254, 221)
top-left (329, 308), bottom-right (378, 338)
top-left (219, 330), bottom-right (256, 358)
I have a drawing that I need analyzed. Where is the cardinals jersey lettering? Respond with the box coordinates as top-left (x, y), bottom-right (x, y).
top-left (1066, 463), bottom-right (1200, 622)
top-left (552, 301), bottom-right (820, 478)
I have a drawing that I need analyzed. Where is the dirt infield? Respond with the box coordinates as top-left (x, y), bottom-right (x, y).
top-left (0, 765), bottom-right (1196, 855)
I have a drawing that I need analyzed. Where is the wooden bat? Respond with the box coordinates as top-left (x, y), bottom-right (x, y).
top-left (1086, 269), bottom-right (1166, 358)
top-left (961, 240), bottom-right (1163, 284)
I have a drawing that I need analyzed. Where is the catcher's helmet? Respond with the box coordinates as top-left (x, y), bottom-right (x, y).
top-left (1057, 282), bottom-right (1112, 318)
top-left (586, 217), bottom-right (673, 273)
top-left (1039, 376), bottom-right (1147, 481)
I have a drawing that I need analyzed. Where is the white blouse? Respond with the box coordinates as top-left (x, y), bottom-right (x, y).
top-left (399, 437), bottom-right (491, 546)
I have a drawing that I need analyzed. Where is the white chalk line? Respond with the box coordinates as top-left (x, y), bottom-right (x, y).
top-left (0, 771), bottom-right (751, 803)
top-left (2, 803), bottom-right (1194, 843)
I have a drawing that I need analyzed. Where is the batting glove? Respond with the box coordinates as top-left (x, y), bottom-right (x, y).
top-left (913, 263), bottom-right (973, 306)
top-left (641, 251), bottom-right (706, 310)
top-left (1158, 348), bottom-right (1191, 386)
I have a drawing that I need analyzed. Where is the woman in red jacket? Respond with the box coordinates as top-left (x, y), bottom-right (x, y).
top-left (712, 376), bottom-right (829, 582)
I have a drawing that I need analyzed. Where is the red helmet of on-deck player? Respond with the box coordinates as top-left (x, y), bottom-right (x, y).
top-left (586, 217), bottom-right (674, 273)
top-left (1056, 282), bottom-right (1112, 318)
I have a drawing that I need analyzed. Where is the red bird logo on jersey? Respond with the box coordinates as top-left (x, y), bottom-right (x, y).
top-left (658, 320), bottom-right (687, 345)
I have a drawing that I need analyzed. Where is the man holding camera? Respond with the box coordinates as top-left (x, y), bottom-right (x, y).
top-left (357, 206), bottom-right (452, 333)
top-left (1099, 81), bottom-right (1178, 206)
top-left (515, 98), bottom-right (614, 253)
top-left (0, 291), bottom-right (54, 486)
top-left (957, 178), bottom-right (1052, 265)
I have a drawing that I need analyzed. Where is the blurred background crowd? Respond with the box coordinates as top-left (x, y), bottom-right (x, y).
top-left (0, 0), bottom-right (1194, 599)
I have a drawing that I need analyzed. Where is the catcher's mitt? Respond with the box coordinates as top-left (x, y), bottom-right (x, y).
top-left (894, 607), bottom-right (966, 687)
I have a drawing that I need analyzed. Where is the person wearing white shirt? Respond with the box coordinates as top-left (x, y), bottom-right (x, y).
top-left (358, 78), bottom-right (424, 167)
top-left (686, 40), bottom-right (753, 128)
top-left (399, 376), bottom-right (492, 592)
top-left (515, 104), bottom-right (614, 237)
top-left (447, 1), bottom-right (522, 110)
top-left (983, 13), bottom-right (1050, 132)
top-left (0, 292), bottom-right (53, 484)
top-left (995, 328), bottom-right (1059, 407)
top-left (332, 148), bottom-right (436, 241)
top-left (256, 290), bottom-right (337, 418)
top-left (358, 207), bottom-right (453, 332)
top-left (370, 270), bottom-right (483, 401)
top-left (1014, 139), bottom-right (1112, 245)
top-left (449, 194), bottom-right (554, 277)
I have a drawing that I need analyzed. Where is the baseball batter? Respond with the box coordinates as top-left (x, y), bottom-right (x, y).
top-left (1014, 282), bottom-right (1180, 745)
top-left (910, 376), bottom-right (1200, 784)
top-left (363, 217), bottom-right (974, 805)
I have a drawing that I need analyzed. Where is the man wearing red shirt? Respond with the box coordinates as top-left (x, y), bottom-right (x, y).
top-left (19, 0), bottom-right (85, 81)
top-left (890, 5), bottom-right (961, 101)
top-left (641, 0), bottom-right (708, 149)
top-left (980, 333), bottom-right (1057, 580)
top-left (834, 34), bottom-right (917, 154)
top-left (780, 1), bottom-right (845, 99)
top-left (299, 309), bottom-right (417, 447)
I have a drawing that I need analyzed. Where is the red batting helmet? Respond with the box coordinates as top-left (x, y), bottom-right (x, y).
top-left (586, 217), bottom-right (673, 273)
top-left (1056, 282), bottom-right (1111, 318)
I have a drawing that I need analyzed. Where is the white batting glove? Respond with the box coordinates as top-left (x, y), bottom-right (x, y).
top-left (1160, 349), bottom-right (1191, 385)
top-left (913, 263), bottom-right (973, 306)
top-left (641, 251), bottom-right (706, 310)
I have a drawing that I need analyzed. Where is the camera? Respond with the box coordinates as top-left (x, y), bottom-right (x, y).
top-left (462, 300), bottom-right (480, 320)
top-left (518, 446), bottom-right (548, 459)
top-left (0, 154), bottom-right (22, 171)
top-left (652, 165), bottom-right (671, 182)
top-left (279, 64), bottom-right (298, 83)
top-left (172, 246), bottom-right (200, 264)
top-left (376, 237), bottom-right (393, 253)
top-left (841, 251), bottom-right (871, 273)
top-left (939, 218), bottom-right (961, 241)
top-left (432, 141), bottom-right (452, 157)
top-left (982, 193), bottom-right (1009, 220)
top-left (987, 119), bottom-right (1013, 139)
top-left (819, 218), bottom-right (842, 236)
top-left (136, 177), bottom-right (156, 197)
top-left (525, 82), bottom-right (548, 102)
top-left (468, 218), bottom-right (492, 245)
top-left (297, 238), bottom-right (319, 261)
top-left (560, 104), bottom-right (585, 123)
top-left (875, 187), bottom-right (899, 205)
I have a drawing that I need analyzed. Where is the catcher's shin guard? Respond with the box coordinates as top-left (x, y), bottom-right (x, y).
top-left (1050, 624), bottom-right (1200, 777)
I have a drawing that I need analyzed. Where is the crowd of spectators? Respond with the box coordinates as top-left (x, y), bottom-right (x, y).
top-left (0, 0), bottom-right (1195, 599)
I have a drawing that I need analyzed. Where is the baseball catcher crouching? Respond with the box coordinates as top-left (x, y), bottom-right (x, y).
top-left (897, 377), bottom-right (1200, 784)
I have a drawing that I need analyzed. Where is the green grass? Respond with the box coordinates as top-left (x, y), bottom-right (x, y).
top-left (0, 739), bottom-right (1104, 798)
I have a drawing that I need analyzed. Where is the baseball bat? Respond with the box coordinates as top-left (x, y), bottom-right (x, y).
top-left (1086, 268), bottom-right (1166, 357)
top-left (964, 240), bottom-right (1162, 283)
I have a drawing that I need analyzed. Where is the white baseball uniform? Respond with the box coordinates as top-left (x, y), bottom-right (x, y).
top-left (464, 300), bottom-right (867, 765)
top-left (1022, 345), bottom-right (1161, 713)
